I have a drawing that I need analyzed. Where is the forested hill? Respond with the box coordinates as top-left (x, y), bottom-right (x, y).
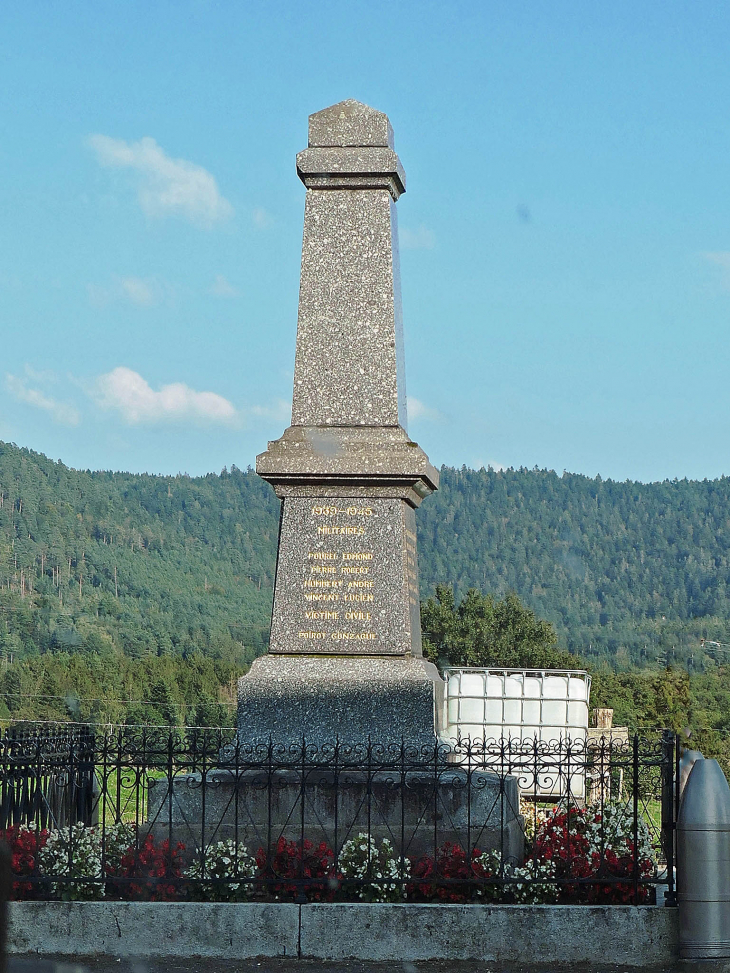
top-left (417, 468), bottom-right (730, 669)
top-left (2, 441), bottom-right (730, 673)
top-left (0, 441), bottom-right (279, 664)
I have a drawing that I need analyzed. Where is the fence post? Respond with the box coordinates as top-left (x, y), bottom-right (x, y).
top-left (0, 838), bottom-right (9, 973)
top-left (632, 733), bottom-right (639, 904)
top-left (661, 728), bottom-right (677, 906)
top-left (166, 730), bottom-right (174, 879)
top-left (297, 736), bottom-right (307, 904)
top-left (79, 728), bottom-right (95, 826)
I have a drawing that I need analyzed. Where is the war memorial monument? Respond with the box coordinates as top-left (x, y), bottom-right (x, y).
top-left (151, 101), bottom-right (521, 859)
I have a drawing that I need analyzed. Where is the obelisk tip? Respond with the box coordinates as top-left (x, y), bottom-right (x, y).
top-left (308, 99), bottom-right (395, 149)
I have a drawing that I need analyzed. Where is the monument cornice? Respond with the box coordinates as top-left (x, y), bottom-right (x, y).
top-left (256, 423), bottom-right (439, 506)
top-left (296, 147), bottom-right (406, 200)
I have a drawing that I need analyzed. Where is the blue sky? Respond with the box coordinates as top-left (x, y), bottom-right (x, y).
top-left (2, 1), bottom-right (730, 482)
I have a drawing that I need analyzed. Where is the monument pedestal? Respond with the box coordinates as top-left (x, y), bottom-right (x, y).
top-left (238, 655), bottom-right (444, 751)
top-left (248, 416), bottom-right (442, 750)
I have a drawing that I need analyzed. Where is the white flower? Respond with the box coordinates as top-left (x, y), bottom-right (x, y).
top-left (184, 840), bottom-right (255, 901)
top-left (338, 833), bottom-right (409, 903)
top-left (38, 823), bottom-right (115, 901)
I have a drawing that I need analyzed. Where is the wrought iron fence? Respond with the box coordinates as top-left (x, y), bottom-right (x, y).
top-left (0, 725), bottom-right (677, 905)
top-left (0, 726), bottom-right (96, 831)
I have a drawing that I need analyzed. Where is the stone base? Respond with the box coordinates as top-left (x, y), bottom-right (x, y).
top-left (237, 654), bottom-right (444, 751)
top-left (147, 765), bottom-right (523, 863)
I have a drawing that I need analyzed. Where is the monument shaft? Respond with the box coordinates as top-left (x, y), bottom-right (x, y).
top-left (292, 188), bottom-right (406, 427)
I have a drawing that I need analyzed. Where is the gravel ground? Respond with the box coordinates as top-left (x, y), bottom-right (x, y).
top-left (8, 958), bottom-right (730, 973)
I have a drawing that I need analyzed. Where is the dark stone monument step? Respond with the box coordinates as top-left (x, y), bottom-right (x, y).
top-left (147, 764), bottom-right (524, 863)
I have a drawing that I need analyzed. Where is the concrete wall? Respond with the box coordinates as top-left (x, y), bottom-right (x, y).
top-left (301, 903), bottom-right (678, 965)
top-left (8, 901), bottom-right (679, 966)
top-left (8, 902), bottom-right (300, 959)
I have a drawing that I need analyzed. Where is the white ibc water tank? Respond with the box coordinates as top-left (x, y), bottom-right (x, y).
top-left (443, 668), bottom-right (591, 798)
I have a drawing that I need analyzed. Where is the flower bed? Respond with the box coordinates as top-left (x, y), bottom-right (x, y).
top-left (531, 803), bottom-right (656, 903)
top-left (0, 802), bottom-right (659, 904)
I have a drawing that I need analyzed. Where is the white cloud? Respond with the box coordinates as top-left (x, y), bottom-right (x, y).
top-left (400, 224), bottom-right (436, 250)
top-left (252, 206), bottom-right (273, 229)
top-left (120, 277), bottom-right (157, 306)
top-left (5, 372), bottom-right (80, 426)
top-left (87, 275), bottom-right (164, 308)
top-left (88, 134), bottom-right (233, 227)
top-left (407, 396), bottom-right (440, 422)
top-left (94, 367), bottom-right (237, 425)
top-left (22, 364), bottom-right (56, 384)
top-left (210, 274), bottom-right (238, 298)
top-left (702, 251), bottom-right (730, 290)
top-left (703, 251), bottom-right (730, 268)
top-left (249, 398), bottom-right (292, 423)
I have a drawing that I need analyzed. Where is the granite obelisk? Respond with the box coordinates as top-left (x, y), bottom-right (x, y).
top-left (238, 100), bottom-right (443, 750)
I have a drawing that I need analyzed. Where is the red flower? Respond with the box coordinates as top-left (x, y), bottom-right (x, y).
top-left (256, 837), bottom-right (337, 902)
top-left (0, 826), bottom-right (49, 899)
top-left (408, 843), bottom-right (490, 903)
top-left (108, 834), bottom-right (185, 901)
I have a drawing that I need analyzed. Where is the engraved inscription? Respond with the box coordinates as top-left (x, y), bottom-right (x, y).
top-left (300, 503), bottom-right (378, 642)
top-left (269, 497), bottom-right (419, 656)
top-left (317, 525), bottom-right (366, 535)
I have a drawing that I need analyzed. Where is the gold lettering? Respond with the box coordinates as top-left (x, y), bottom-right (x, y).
top-left (307, 552), bottom-right (337, 560)
top-left (347, 580), bottom-right (374, 589)
top-left (297, 631), bottom-right (326, 639)
top-left (341, 566), bottom-right (370, 574)
top-left (317, 525), bottom-right (365, 535)
top-left (303, 579), bottom-right (343, 588)
top-left (310, 566), bottom-right (337, 574)
top-left (345, 611), bottom-right (371, 620)
top-left (342, 552), bottom-right (373, 561)
top-left (310, 506), bottom-right (373, 517)
top-left (304, 593), bottom-right (340, 602)
top-left (305, 610), bottom-right (339, 620)
top-left (343, 593), bottom-right (375, 602)
top-left (330, 631), bottom-right (378, 641)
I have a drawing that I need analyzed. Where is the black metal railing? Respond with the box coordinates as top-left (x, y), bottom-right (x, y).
top-left (0, 726), bottom-right (96, 831)
top-left (0, 725), bottom-right (677, 904)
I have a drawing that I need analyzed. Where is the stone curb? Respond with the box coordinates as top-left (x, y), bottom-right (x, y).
top-left (300, 903), bottom-right (678, 964)
top-left (8, 902), bottom-right (300, 959)
top-left (8, 901), bottom-right (679, 964)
